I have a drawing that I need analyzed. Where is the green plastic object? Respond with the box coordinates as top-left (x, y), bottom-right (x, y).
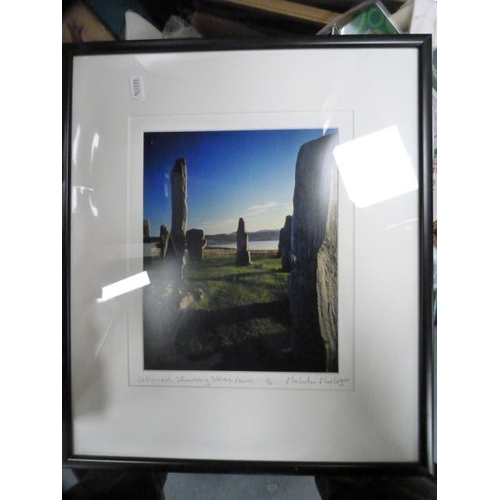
top-left (318, 1), bottom-right (400, 35)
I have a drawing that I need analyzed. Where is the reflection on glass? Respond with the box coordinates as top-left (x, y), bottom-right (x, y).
top-left (90, 132), bottom-right (100, 164)
top-left (334, 126), bottom-right (417, 208)
top-left (72, 124), bottom-right (80, 166)
top-left (72, 186), bottom-right (99, 217)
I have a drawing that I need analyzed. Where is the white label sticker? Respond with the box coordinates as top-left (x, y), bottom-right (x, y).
top-left (129, 76), bottom-right (144, 101)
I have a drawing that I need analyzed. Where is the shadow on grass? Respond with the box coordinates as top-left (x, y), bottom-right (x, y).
top-left (145, 298), bottom-right (294, 372)
top-left (189, 269), bottom-right (282, 282)
top-left (214, 332), bottom-right (295, 372)
top-left (178, 299), bottom-right (289, 330)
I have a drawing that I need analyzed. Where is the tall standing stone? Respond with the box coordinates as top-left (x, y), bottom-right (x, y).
top-left (278, 215), bottom-right (293, 271)
top-left (186, 228), bottom-right (207, 262)
top-left (235, 217), bottom-right (251, 266)
top-left (170, 158), bottom-right (187, 279)
top-left (288, 133), bottom-right (338, 372)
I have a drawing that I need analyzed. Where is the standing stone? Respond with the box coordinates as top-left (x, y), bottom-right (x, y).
top-left (235, 218), bottom-right (251, 266)
top-left (170, 158), bottom-right (187, 279)
top-left (143, 220), bottom-right (153, 265)
top-left (288, 133), bottom-right (339, 372)
top-left (278, 215), bottom-right (293, 271)
top-left (186, 228), bottom-right (207, 262)
top-left (159, 224), bottom-right (170, 259)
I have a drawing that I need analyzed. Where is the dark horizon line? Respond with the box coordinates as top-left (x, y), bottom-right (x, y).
top-left (144, 220), bottom-right (283, 239)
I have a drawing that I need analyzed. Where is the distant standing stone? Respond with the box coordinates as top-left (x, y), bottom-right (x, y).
top-left (186, 228), bottom-right (207, 262)
top-left (235, 217), bottom-right (251, 266)
top-left (143, 220), bottom-right (150, 240)
top-left (159, 224), bottom-right (170, 259)
top-left (170, 158), bottom-right (187, 279)
top-left (278, 215), bottom-right (293, 271)
top-left (288, 133), bottom-right (339, 372)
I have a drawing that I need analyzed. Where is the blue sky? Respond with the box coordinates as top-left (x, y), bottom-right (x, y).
top-left (143, 129), bottom-right (334, 236)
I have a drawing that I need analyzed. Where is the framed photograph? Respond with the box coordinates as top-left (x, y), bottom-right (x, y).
top-left (63, 36), bottom-right (434, 474)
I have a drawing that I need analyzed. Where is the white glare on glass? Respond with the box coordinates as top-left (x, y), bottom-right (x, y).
top-left (97, 272), bottom-right (150, 303)
top-left (334, 126), bottom-right (418, 208)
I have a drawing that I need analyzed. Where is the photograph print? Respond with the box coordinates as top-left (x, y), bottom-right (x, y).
top-left (143, 128), bottom-right (339, 373)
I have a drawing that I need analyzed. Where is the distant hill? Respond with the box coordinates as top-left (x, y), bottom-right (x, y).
top-left (206, 229), bottom-right (280, 242)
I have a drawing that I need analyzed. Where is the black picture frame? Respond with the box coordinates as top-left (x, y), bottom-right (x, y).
top-left (63, 35), bottom-right (434, 475)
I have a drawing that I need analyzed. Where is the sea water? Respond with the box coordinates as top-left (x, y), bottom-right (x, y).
top-left (207, 240), bottom-right (279, 251)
